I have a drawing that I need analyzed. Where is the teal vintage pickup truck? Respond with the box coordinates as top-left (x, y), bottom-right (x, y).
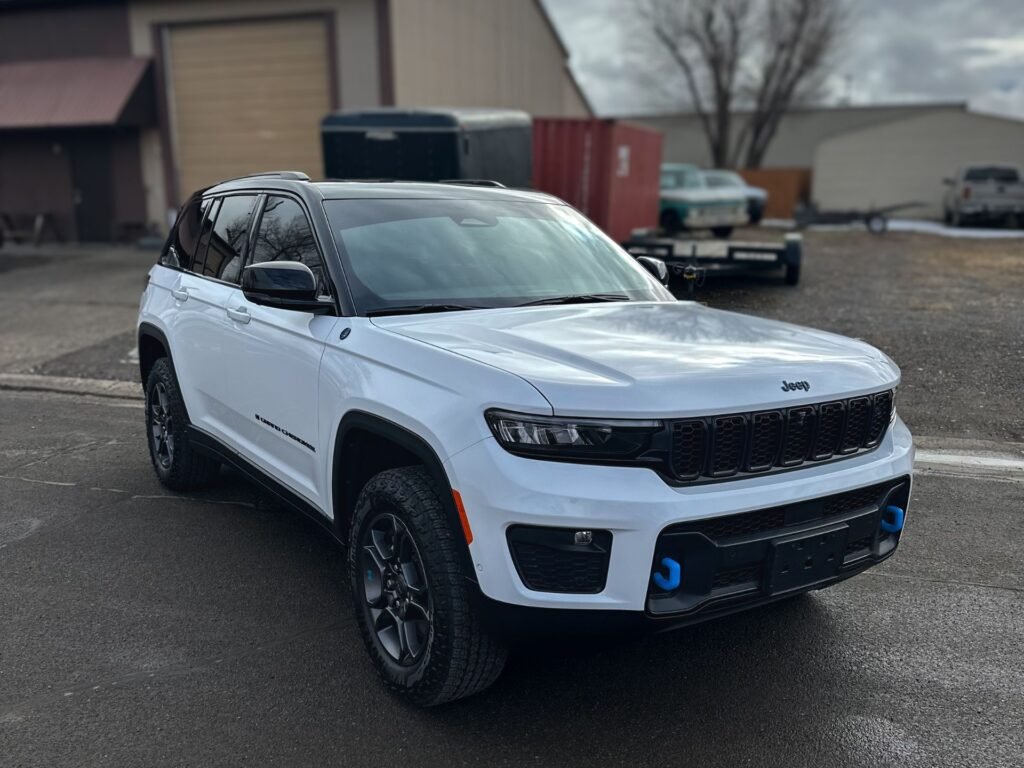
top-left (659, 163), bottom-right (748, 238)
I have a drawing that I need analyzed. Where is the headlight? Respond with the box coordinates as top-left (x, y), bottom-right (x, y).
top-left (485, 409), bottom-right (663, 461)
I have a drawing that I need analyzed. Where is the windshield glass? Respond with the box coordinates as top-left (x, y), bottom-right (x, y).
top-left (324, 198), bottom-right (670, 314)
top-left (704, 171), bottom-right (744, 188)
top-left (965, 166), bottom-right (1019, 183)
top-left (660, 169), bottom-right (704, 190)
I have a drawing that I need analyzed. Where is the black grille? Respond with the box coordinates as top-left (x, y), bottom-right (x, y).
top-left (812, 401), bottom-right (845, 459)
top-left (670, 420), bottom-right (707, 480)
top-left (668, 390), bottom-right (895, 484)
top-left (841, 397), bottom-right (871, 452)
top-left (748, 411), bottom-right (783, 471)
top-left (663, 480), bottom-right (897, 542)
top-left (844, 536), bottom-right (873, 557)
top-left (712, 564), bottom-right (762, 590)
top-left (710, 415), bottom-right (746, 476)
top-left (866, 390), bottom-right (894, 447)
top-left (506, 527), bottom-right (612, 593)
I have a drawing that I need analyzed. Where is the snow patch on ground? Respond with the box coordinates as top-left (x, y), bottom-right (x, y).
top-left (762, 218), bottom-right (1024, 239)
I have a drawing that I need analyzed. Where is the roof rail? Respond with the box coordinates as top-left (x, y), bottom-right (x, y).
top-left (235, 171), bottom-right (311, 182)
top-left (438, 179), bottom-right (506, 188)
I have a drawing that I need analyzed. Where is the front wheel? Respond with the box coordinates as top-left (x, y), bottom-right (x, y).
top-left (710, 226), bottom-right (734, 239)
top-left (660, 209), bottom-right (683, 235)
top-left (349, 466), bottom-right (507, 706)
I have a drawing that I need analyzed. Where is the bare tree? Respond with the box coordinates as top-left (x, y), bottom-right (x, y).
top-left (638, 0), bottom-right (844, 168)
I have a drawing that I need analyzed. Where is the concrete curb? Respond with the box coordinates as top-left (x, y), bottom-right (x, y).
top-left (0, 373), bottom-right (142, 400)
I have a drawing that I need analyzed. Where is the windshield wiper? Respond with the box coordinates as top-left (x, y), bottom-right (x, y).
top-left (515, 293), bottom-right (631, 307)
top-left (365, 303), bottom-right (486, 317)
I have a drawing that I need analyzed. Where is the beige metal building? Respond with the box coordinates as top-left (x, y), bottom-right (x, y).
top-left (130, 0), bottom-right (591, 229)
top-left (813, 109), bottom-right (1024, 219)
top-left (634, 102), bottom-right (964, 168)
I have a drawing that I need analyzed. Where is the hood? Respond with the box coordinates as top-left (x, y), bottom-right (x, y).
top-left (662, 188), bottom-right (746, 206)
top-left (372, 302), bottom-right (900, 417)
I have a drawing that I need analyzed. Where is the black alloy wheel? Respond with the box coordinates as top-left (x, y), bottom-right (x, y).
top-left (360, 512), bottom-right (432, 666)
top-left (149, 381), bottom-right (175, 470)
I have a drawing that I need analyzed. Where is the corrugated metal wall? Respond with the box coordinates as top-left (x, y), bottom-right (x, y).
top-left (533, 118), bottom-right (662, 241)
top-left (813, 110), bottom-right (1024, 218)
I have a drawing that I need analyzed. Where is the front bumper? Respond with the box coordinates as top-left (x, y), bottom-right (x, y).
top-left (444, 417), bottom-right (913, 615)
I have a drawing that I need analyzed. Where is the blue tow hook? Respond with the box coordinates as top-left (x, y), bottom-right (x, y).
top-left (652, 557), bottom-right (682, 591)
top-left (881, 505), bottom-right (905, 533)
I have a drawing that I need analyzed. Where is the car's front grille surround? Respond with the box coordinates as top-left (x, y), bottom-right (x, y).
top-left (668, 390), bottom-right (894, 484)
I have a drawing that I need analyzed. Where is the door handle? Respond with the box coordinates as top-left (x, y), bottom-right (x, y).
top-left (171, 288), bottom-right (189, 302)
top-left (226, 306), bottom-right (251, 324)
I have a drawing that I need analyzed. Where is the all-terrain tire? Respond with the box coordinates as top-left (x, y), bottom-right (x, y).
top-left (144, 358), bottom-right (220, 491)
top-left (349, 466), bottom-right (507, 706)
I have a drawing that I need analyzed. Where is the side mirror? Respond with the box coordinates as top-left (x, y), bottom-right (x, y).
top-left (241, 262), bottom-right (333, 314)
top-left (637, 256), bottom-right (670, 286)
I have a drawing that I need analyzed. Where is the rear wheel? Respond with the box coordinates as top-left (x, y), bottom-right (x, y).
top-left (349, 466), bottom-right (507, 706)
top-left (145, 358), bottom-right (220, 490)
top-left (710, 226), bottom-right (733, 239)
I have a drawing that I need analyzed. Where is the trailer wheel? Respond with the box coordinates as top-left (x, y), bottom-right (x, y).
top-left (660, 209), bottom-right (682, 235)
top-left (710, 226), bottom-right (734, 239)
top-left (866, 214), bottom-right (887, 234)
top-left (784, 261), bottom-right (801, 286)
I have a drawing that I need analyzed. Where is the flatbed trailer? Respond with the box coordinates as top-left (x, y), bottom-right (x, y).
top-left (621, 232), bottom-right (803, 291)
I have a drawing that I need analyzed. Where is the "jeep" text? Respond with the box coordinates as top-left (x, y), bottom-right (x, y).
top-left (781, 380), bottom-right (810, 392)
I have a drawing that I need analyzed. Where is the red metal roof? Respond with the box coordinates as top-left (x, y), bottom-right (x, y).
top-left (0, 57), bottom-right (150, 129)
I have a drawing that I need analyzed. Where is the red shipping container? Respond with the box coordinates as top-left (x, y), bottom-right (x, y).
top-left (532, 118), bottom-right (663, 242)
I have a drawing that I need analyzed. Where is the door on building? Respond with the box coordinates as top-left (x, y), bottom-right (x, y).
top-left (69, 134), bottom-right (114, 242)
top-left (165, 16), bottom-right (332, 201)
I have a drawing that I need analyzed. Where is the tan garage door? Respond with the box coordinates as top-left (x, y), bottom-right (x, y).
top-left (167, 17), bottom-right (331, 200)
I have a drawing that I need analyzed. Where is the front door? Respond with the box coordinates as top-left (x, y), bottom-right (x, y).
top-left (69, 134), bottom-right (114, 242)
top-left (219, 194), bottom-right (334, 509)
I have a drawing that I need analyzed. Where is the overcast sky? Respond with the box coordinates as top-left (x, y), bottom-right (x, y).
top-left (542, 0), bottom-right (1024, 120)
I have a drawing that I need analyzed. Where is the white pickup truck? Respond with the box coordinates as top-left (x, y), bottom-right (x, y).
top-left (943, 165), bottom-right (1024, 227)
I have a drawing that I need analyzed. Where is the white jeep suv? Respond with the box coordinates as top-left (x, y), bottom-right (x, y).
top-left (138, 172), bottom-right (914, 706)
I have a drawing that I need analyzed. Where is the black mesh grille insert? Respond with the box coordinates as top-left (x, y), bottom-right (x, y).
top-left (671, 420), bottom-right (707, 480)
top-left (666, 389), bottom-right (895, 484)
top-left (842, 397), bottom-right (871, 452)
top-left (812, 401), bottom-right (845, 460)
top-left (663, 479), bottom-right (900, 541)
top-left (866, 390), bottom-right (893, 447)
top-left (710, 416), bottom-right (746, 476)
top-left (506, 527), bottom-right (612, 594)
top-left (712, 564), bottom-right (763, 589)
top-left (748, 411), bottom-right (783, 471)
top-left (782, 406), bottom-right (816, 465)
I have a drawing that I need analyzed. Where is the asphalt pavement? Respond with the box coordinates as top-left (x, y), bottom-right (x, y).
top-left (1, 231), bottom-right (1023, 766)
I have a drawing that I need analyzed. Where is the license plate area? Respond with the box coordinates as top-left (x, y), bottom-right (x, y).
top-left (766, 524), bottom-right (848, 594)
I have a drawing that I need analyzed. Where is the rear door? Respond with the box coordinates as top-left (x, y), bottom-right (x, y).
top-left (219, 194), bottom-right (336, 507)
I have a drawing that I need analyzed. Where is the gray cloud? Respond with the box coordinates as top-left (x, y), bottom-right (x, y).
top-left (543, 0), bottom-right (1024, 119)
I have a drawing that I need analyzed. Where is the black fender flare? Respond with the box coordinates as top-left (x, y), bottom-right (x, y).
top-left (331, 411), bottom-right (476, 579)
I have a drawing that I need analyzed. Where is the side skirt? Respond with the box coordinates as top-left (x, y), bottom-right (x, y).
top-left (186, 425), bottom-right (341, 545)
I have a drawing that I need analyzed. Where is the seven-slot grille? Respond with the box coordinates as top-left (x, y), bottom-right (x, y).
top-left (669, 390), bottom-right (895, 483)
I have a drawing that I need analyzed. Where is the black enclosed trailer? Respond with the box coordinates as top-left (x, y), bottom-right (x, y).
top-left (321, 108), bottom-right (532, 187)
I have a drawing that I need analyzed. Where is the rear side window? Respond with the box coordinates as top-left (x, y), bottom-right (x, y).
top-left (250, 195), bottom-right (327, 294)
top-left (160, 197), bottom-right (207, 270)
top-left (192, 198), bottom-right (221, 276)
top-left (202, 195), bottom-right (257, 284)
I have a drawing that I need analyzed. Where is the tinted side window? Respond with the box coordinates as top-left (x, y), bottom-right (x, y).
top-left (160, 197), bottom-right (205, 270)
top-left (203, 195), bottom-right (257, 284)
top-left (250, 196), bottom-right (327, 294)
top-left (192, 198), bottom-right (220, 276)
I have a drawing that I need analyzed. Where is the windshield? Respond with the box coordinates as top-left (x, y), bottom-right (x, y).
top-left (964, 166), bottom-right (1019, 183)
top-left (704, 171), bottom-right (744, 189)
top-left (660, 168), bottom-right (704, 190)
top-left (324, 198), bottom-right (671, 314)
